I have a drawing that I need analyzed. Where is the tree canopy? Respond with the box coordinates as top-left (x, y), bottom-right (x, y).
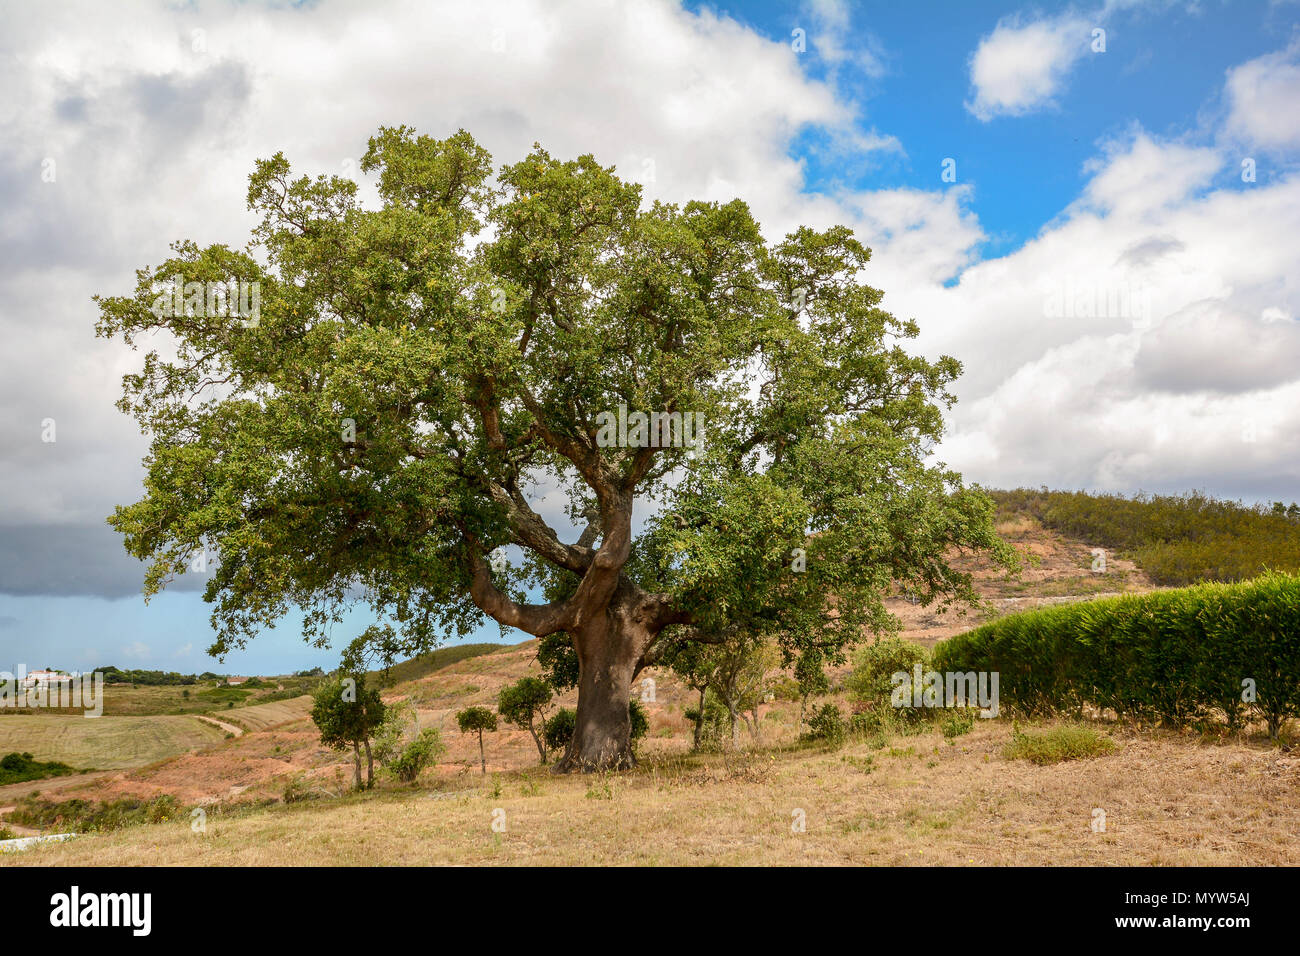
top-left (96, 126), bottom-right (1015, 771)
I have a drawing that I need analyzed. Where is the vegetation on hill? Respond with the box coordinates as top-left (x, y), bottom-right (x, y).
top-left (369, 643), bottom-right (508, 687)
top-left (96, 667), bottom-right (201, 685)
top-left (991, 488), bottom-right (1300, 585)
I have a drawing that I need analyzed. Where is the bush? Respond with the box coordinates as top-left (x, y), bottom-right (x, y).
top-left (939, 708), bottom-right (976, 740)
top-left (7, 794), bottom-right (184, 833)
top-left (685, 691), bottom-right (730, 751)
top-left (628, 698), bottom-right (649, 744)
top-left (934, 572), bottom-right (1300, 737)
top-left (1003, 724), bottom-right (1116, 765)
top-left (803, 703), bottom-right (846, 747)
top-left (0, 752), bottom-right (77, 786)
top-left (846, 637), bottom-right (933, 728)
top-left (388, 729), bottom-right (445, 783)
top-left (543, 708), bottom-right (576, 753)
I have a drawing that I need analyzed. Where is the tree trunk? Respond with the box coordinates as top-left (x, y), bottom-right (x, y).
top-left (478, 731), bottom-right (486, 773)
top-left (728, 703), bottom-right (740, 746)
top-left (692, 686), bottom-right (705, 751)
top-left (363, 738), bottom-right (374, 788)
top-left (553, 608), bottom-right (649, 773)
top-left (351, 740), bottom-right (362, 791)
top-left (529, 720), bottom-right (546, 764)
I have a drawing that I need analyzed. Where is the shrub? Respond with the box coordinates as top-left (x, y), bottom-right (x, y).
top-left (846, 637), bottom-right (933, 727)
top-left (803, 703), bottom-right (846, 747)
top-left (628, 698), bottom-right (649, 744)
top-left (684, 691), bottom-right (730, 751)
top-left (543, 708), bottom-right (576, 752)
top-left (939, 708), bottom-right (976, 740)
top-left (0, 752), bottom-right (78, 785)
top-left (1003, 724), bottom-right (1116, 765)
top-left (388, 729), bottom-right (446, 783)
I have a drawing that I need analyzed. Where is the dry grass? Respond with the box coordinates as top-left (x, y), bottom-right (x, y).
top-left (207, 696), bottom-right (313, 733)
top-left (0, 715), bottom-right (226, 770)
top-left (4, 718), bottom-right (1296, 867)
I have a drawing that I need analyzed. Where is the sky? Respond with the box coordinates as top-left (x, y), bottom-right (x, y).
top-left (1, 0), bottom-right (1298, 675)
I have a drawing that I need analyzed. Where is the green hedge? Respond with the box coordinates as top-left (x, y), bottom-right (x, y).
top-left (932, 572), bottom-right (1300, 737)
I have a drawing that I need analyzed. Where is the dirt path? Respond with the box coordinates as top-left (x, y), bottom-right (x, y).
top-left (196, 715), bottom-right (245, 737)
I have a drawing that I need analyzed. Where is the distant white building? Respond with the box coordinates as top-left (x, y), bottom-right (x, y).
top-left (23, 670), bottom-right (72, 687)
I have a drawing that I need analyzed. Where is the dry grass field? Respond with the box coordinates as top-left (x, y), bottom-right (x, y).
top-left (4, 717), bottom-right (1297, 866)
top-left (206, 696), bottom-right (314, 733)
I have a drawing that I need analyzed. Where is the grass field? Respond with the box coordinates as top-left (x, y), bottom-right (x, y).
top-left (0, 715), bottom-right (226, 770)
top-left (206, 696), bottom-right (313, 732)
top-left (3, 718), bottom-right (1295, 866)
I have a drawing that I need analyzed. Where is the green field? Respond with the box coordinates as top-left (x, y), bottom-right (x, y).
top-left (0, 715), bottom-right (226, 770)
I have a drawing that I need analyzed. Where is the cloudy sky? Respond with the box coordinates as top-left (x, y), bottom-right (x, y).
top-left (1, 0), bottom-right (1298, 674)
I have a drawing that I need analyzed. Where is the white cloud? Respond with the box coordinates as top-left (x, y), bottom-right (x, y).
top-left (927, 128), bottom-right (1300, 497)
top-left (1223, 38), bottom-right (1300, 150)
top-left (966, 12), bottom-right (1094, 120)
top-left (3, 0), bottom-right (1300, 605)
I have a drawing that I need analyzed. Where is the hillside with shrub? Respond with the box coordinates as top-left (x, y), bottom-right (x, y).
top-left (990, 488), bottom-right (1300, 585)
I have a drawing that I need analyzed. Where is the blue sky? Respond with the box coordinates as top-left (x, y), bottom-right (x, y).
top-left (1, 0), bottom-right (1298, 676)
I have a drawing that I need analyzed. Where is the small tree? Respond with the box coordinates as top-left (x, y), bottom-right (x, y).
top-left (310, 674), bottom-right (386, 790)
top-left (498, 677), bottom-right (554, 764)
top-left (456, 706), bottom-right (498, 774)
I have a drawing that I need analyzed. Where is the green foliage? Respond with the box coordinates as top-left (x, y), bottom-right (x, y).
top-left (939, 708), bottom-right (975, 740)
top-left (684, 689), bottom-right (730, 750)
top-left (0, 752), bottom-right (78, 785)
top-left (628, 698), bottom-right (649, 743)
top-left (498, 676), bottom-right (554, 762)
top-left (935, 572), bottom-right (1300, 737)
top-left (992, 488), bottom-right (1300, 585)
top-left (97, 667), bottom-right (198, 686)
top-left (498, 677), bottom-right (553, 730)
top-left (371, 699), bottom-right (416, 768)
top-left (388, 729), bottom-right (446, 783)
top-left (310, 674), bottom-right (386, 751)
top-left (536, 634), bottom-right (580, 692)
top-left (455, 706), bottom-right (498, 734)
top-left (1003, 724), bottom-right (1116, 765)
top-left (846, 637), bottom-right (930, 707)
top-left (803, 703), bottom-right (846, 747)
top-left (6, 794), bottom-right (184, 833)
top-left (543, 708), bottom-right (577, 752)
